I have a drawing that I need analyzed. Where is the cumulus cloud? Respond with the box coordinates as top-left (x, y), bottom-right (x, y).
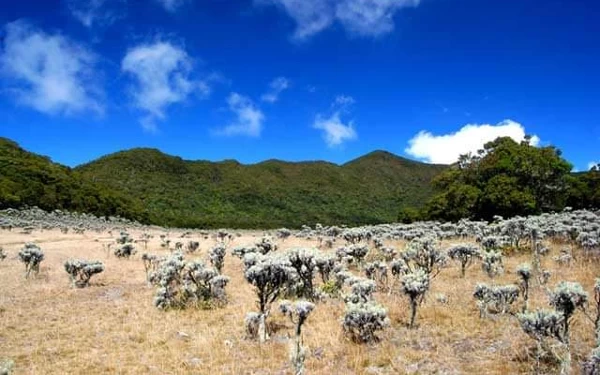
top-left (156, 0), bottom-right (189, 12)
top-left (405, 120), bottom-right (540, 164)
top-left (66, 0), bottom-right (126, 28)
top-left (0, 20), bottom-right (103, 116)
top-left (313, 95), bottom-right (357, 147)
top-left (121, 41), bottom-right (209, 132)
top-left (218, 93), bottom-right (265, 137)
top-left (257, 0), bottom-right (419, 40)
top-left (261, 76), bottom-right (290, 103)
top-left (588, 161), bottom-right (599, 171)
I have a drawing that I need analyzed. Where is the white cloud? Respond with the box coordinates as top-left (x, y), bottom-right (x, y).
top-left (156, 0), bottom-right (188, 12)
top-left (0, 20), bottom-right (103, 116)
top-left (218, 93), bottom-right (265, 137)
top-left (258, 0), bottom-right (419, 40)
top-left (66, 0), bottom-right (126, 28)
top-left (588, 161), bottom-right (599, 171)
top-left (261, 76), bottom-right (290, 103)
top-left (405, 120), bottom-right (540, 164)
top-left (121, 41), bottom-right (209, 131)
top-left (313, 95), bottom-right (357, 147)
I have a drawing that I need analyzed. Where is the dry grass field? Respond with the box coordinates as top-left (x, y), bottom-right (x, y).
top-left (0, 228), bottom-right (598, 374)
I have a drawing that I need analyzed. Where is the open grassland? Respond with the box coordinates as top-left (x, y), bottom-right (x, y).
top-left (0, 228), bottom-right (598, 374)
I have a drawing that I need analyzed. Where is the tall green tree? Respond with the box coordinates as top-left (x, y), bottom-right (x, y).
top-left (425, 136), bottom-right (573, 221)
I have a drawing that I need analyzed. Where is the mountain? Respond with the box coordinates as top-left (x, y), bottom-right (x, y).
top-left (75, 148), bottom-right (447, 228)
top-left (0, 138), bottom-right (147, 222)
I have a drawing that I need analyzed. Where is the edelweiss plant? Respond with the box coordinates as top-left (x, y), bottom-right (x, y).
top-left (481, 250), bottom-right (504, 278)
top-left (209, 244), bottom-right (226, 273)
top-left (342, 301), bottom-right (389, 343)
top-left (286, 248), bottom-right (318, 299)
top-left (401, 236), bottom-right (447, 278)
top-left (516, 263), bottom-right (532, 312)
top-left (279, 300), bottom-right (315, 375)
top-left (64, 259), bottom-right (104, 288)
top-left (402, 269), bottom-right (430, 328)
top-left (18, 242), bottom-right (44, 278)
top-left (244, 254), bottom-right (298, 342)
top-left (473, 283), bottom-right (519, 317)
top-left (447, 243), bottom-right (481, 277)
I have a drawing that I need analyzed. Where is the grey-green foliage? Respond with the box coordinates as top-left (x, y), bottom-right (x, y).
top-left (18, 242), bottom-right (44, 278)
top-left (548, 281), bottom-right (588, 343)
top-left (447, 243), bottom-right (481, 277)
top-left (315, 253), bottom-right (336, 283)
top-left (518, 309), bottom-right (566, 344)
top-left (182, 260), bottom-right (230, 305)
top-left (64, 259), bottom-right (104, 288)
top-left (244, 254), bottom-right (298, 315)
top-left (141, 253), bottom-right (163, 282)
top-left (114, 243), bottom-right (136, 258)
top-left (336, 244), bottom-right (369, 267)
top-left (364, 261), bottom-right (388, 290)
top-left (149, 252), bottom-right (185, 309)
top-left (473, 283), bottom-right (519, 317)
top-left (516, 263), bottom-right (532, 312)
top-left (286, 248), bottom-right (318, 299)
top-left (279, 300), bottom-right (315, 375)
top-left (209, 244), bottom-right (226, 273)
top-left (401, 236), bottom-right (447, 278)
top-left (481, 250), bottom-right (504, 278)
top-left (342, 301), bottom-right (389, 343)
top-left (232, 245), bottom-right (257, 259)
top-left (345, 278), bottom-right (376, 304)
top-left (402, 269), bottom-right (430, 328)
top-left (517, 309), bottom-right (570, 374)
top-left (255, 237), bottom-right (278, 254)
top-left (583, 347), bottom-right (600, 375)
top-left (149, 252), bottom-right (228, 310)
top-left (0, 358), bottom-right (14, 375)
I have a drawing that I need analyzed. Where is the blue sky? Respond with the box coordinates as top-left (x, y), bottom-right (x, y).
top-left (0, 0), bottom-right (598, 170)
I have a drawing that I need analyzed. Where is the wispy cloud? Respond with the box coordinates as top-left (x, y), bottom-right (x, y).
top-left (257, 0), bottom-right (420, 40)
top-left (405, 120), bottom-right (540, 164)
top-left (313, 95), bottom-right (357, 147)
top-left (121, 40), bottom-right (209, 132)
top-left (155, 0), bottom-right (189, 12)
top-left (261, 76), bottom-right (290, 103)
top-left (66, 0), bottom-right (127, 28)
top-left (0, 20), bottom-right (103, 116)
top-left (217, 93), bottom-right (265, 137)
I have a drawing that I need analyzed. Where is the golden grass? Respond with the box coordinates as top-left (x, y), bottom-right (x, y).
top-left (0, 229), bottom-right (598, 374)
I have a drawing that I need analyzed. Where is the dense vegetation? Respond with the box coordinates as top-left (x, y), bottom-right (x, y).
top-left (422, 136), bottom-right (600, 222)
top-left (2, 136), bottom-right (597, 228)
top-left (75, 148), bottom-right (446, 228)
top-left (0, 138), bottom-right (147, 222)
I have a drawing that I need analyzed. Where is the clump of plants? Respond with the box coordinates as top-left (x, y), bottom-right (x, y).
top-left (481, 250), bottom-right (504, 278)
top-left (18, 243), bottom-right (44, 278)
top-left (209, 244), bottom-right (226, 273)
top-left (149, 252), bottom-right (228, 310)
top-left (402, 269), bottom-right (430, 328)
top-left (342, 301), bottom-right (389, 343)
top-left (244, 254), bottom-right (298, 342)
top-left (279, 300), bottom-right (315, 375)
top-left (447, 243), bottom-right (481, 277)
top-left (473, 283), bottom-right (519, 317)
top-left (64, 259), bottom-right (104, 288)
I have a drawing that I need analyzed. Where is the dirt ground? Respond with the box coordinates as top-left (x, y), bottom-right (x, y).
top-left (0, 227), bottom-right (597, 374)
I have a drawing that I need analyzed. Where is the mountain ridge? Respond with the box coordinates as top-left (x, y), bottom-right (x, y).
top-left (0, 137), bottom-right (447, 228)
